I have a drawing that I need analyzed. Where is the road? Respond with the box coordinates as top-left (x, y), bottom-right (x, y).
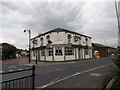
top-left (1, 57), bottom-right (113, 88)
top-left (47, 65), bottom-right (111, 88)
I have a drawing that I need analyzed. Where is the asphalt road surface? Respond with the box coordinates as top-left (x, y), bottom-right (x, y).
top-left (47, 65), bottom-right (111, 88)
top-left (1, 57), bottom-right (113, 88)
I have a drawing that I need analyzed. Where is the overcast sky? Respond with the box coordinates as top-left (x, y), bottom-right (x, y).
top-left (0, 0), bottom-right (120, 49)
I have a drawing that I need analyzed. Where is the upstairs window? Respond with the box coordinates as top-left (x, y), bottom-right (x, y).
top-left (65, 47), bottom-right (74, 55)
top-left (46, 48), bottom-right (53, 56)
top-left (55, 47), bottom-right (63, 56)
top-left (67, 34), bottom-right (72, 43)
top-left (40, 37), bottom-right (43, 46)
top-left (74, 36), bottom-right (81, 42)
top-left (32, 39), bottom-right (37, 44)
top-left (86, 38), bottom-right (88, 45)
top-left (46, 35), bottom-right (52, 44)
top-left (86, 38), bottom-right (88, 40)
top-left (46, 35), bottom-right (50, 40)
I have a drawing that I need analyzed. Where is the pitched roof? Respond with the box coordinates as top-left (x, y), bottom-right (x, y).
top-left (92, 43), bottom-right (116, 49)
top-left (31, 28), bottom-right (91, 40)
top-left (92, 43), bottom-right (105, 47)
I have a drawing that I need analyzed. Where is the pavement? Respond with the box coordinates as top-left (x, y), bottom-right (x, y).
top-left (1, 57), bottom-right (28, 65)
top-left (1, 57), bottom-right (111, 67)
top-left (1, 57), bottom-right (98, 66)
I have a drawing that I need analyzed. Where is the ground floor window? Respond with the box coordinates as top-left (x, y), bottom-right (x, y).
top-left (41, 49), bottom-right (45, 56)
top-left (46, 48), bottom-right (53, 56)
top-left (85, 49), bottom-right (89, 55)
top-left (65, 47), bottom-right (74, 55)
top-left (55, 47), bottom-right (63, 56)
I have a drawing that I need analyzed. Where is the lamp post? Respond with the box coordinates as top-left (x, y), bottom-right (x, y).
top-left (24, 29), bottom-right (31, 63)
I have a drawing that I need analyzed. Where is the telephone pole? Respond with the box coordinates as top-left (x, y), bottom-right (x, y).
top-left (115, 0), bottom-right (120, 49)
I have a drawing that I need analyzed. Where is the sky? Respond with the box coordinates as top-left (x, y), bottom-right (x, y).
top-left (0, 0), bottom-right (120, 49)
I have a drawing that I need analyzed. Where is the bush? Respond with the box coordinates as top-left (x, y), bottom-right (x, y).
top-left (112, 53), bottom-right (120, 70)
top-left (111, 50), bottom-right (120, 89)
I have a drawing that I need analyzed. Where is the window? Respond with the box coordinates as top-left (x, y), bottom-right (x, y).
top-left (86, 38), bottom-right (88, 41)
top-left (85, 49), bottom-right (89, 55)
top-left (46, 48), bottom-right (53, 56)
top-left (74, 36), bottom-right (81, 42)
top-left (55, 47), bottom-right (63, 56)
top-left (46, 35), bottom-right (50, 40)
top-left (46, 35), bottom-right (52, 44)
top-left (65, 47), bottom-right (74, 55)
top-left (32, 39), bottom-right (37, 44)
top-left (67, 34), bottom-right (71, 43)
top-left (41, 49), bottom-right (45, 56)
top-left (86, 38), bottom-right (88, 45)
top-left (40, 37), bottom-right (43, 46)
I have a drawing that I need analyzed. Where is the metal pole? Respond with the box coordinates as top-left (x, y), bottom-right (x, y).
top-left (29, 30), bottom-right (31, 63)
top-left (36, 50), bottom-right (37, 65)
top-left (115, 0), bottom-right (120, 48)
top-left (32, 65), bottom-right (35, 90)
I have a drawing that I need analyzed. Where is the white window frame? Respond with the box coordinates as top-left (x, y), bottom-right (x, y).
top-left (46, 48), bottom-right (53, 56)
top-left (74, 36), bottom-right (81, 42)
top-left (65, 47), bottom-right (74, 55)
top-left (40, 37), bottom-right (43, 46)
top-left (55, 47), bottom-right (63, 56)
top-left (67, 34), bottom-right (72, 43)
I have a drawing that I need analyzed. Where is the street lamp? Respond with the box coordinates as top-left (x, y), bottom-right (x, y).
top-left (24, 29), bottom-right (31, 63)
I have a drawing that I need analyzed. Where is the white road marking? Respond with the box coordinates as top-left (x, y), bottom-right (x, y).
top-left (48, 77), bottom-right (61, 84)
top-left (0, 70), bottom-right (4, 73)
top-left (8, 65), bottom-right (17, 69)
top-left (72, 72), bottom-right (80, 76)
top-left (26, 68), bottom-right (29, 69)
top-left (37, 64), bottom-right (111, 89)
top-left (90, 73), bottom-right (102, 76)
top-left (9, 69), bottom-right (14, 72)
top-left (18, 68), bottom-right (23, 70)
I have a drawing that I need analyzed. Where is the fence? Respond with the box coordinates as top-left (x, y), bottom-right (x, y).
top-left (0, 65), bottom-right (35, 90)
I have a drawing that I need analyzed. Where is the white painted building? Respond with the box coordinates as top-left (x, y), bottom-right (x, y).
top-left (0, 44), bottom-right (2, 60)
top-left (31, 28), bottom-right (92, 62)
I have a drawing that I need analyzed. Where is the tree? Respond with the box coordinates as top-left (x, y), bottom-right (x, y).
top-left (2, 43), bottom-right (16, 60)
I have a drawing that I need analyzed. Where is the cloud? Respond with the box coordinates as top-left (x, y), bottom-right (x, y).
top-left (0, 1), bottom-right (119, 49)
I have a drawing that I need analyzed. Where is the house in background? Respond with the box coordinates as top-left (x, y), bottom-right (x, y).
top-left (16, 49), bottom-right (28, 58)
top-left (16, 49), bottom-right (21, 58)
top-left (92, 43), bottom-right (116, 58)
top-left (31, 28), bottom-right (92, 62)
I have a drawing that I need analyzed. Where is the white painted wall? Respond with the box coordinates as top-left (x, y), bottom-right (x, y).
top-left (31, 31), bottom-right (92, 48)
top-left (31, 30), bottom-right (92, 61)
top-left (46, 56), bottom-right (52, 61)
